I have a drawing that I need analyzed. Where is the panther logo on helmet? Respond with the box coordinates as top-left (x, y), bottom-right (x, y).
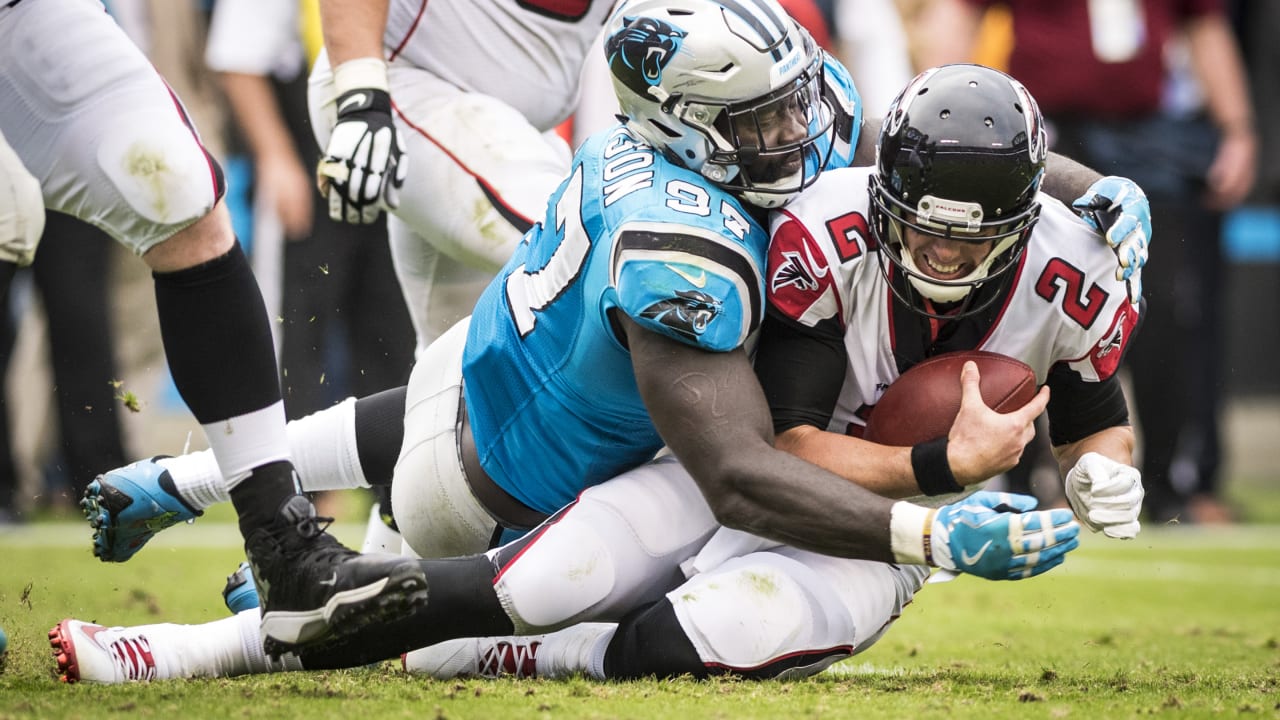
top-left (605, 16), bottom-right (686, 98)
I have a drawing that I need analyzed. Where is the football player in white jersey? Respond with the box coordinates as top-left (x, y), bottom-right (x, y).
top-left (0, 0), bottom-right (430, 649)
top-left (52, 46), bottom-right (1134, 681)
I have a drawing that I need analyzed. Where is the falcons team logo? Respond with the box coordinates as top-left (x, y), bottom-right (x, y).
top-left (770, 245), bottom-right (829, 294)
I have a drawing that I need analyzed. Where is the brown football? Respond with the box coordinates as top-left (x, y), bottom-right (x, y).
top-left (862, 350), bottom-right (1039, 447)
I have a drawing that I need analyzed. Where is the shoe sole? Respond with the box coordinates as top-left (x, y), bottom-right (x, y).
top-left (260, 562), bottom-right (430, 658)
top-left (48, 620), bottom-right (83, 683)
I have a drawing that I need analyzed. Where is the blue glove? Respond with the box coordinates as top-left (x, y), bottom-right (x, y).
top-left (1072, 176), bottom-right (1149, 305)
top-left (931, 491), bottom-right (1080, 580)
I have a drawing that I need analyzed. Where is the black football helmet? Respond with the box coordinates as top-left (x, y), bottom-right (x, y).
top-left (870, 64), bottom-right (1047, 320)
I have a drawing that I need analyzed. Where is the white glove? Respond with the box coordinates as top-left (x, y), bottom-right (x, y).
top-left (316, 59), bottom-right (407, 224)
top-left (1065, 452), bottom-right (1144, 539)
top-left (1071, 175), bottom-right (1149, 305)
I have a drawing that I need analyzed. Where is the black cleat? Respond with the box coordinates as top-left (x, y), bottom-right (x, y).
top-left (247, 495), bottom-right (429, 658)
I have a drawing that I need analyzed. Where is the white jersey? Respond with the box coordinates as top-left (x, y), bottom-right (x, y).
top-left (766, 166), bottom-right (1140, 437)
top-left (385, 0), bottom-right (617, 131)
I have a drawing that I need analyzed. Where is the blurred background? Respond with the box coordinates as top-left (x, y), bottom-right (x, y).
top-left (0, 0), bottom-right (1276, 529)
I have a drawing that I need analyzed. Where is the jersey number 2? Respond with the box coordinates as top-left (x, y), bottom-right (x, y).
top-left (1035, 258), bottom-right (1108, 329)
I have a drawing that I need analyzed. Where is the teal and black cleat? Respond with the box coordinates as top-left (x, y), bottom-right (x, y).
top-left (223, 561), bottom-right (261, 614)
top-left (81, 457), bottom-right (201, 562)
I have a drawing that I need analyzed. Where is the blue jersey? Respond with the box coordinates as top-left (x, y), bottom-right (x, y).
top-left (462, 125), bottom-right (770, 513)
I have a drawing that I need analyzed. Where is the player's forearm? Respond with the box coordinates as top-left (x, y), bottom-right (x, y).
top-left (775, 425), bottom-right (920, 499)
top-left (913, 0), bottom-right (983, 67)
top-left (1052, 425), bottom-right (1136, 478)
top-left (1186, 14), bottom-right (1255, 141)
top-left (627, 319), bottom-right (898, 561)
top-left (218, 73), bottom-right (301, 168)
top-left (319, 0), bottom-right (390, 66)
top-left (704, 439), bottom-right (899, 561)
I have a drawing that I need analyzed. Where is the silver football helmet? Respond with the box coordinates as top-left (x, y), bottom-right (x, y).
top-left (604, 0), bottom-right (835, 208)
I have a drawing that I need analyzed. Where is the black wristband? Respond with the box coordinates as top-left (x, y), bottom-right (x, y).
top-left (334, 87), bottom-right (393, 118)
top-left (911, 437), bottom-right (963, 496)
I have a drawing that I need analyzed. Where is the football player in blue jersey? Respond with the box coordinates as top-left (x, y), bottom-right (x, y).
top-left (53, 0), bottom-right (1154, 683)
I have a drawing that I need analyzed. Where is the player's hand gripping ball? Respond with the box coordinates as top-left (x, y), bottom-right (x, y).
top-left (863, 350), bottom-right (1038, 446)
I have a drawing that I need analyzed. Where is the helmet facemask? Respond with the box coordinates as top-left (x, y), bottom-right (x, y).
top-left (870, 174), bottom-right (1040, 320)
top-left (696, 55), bottom-right (836, 208)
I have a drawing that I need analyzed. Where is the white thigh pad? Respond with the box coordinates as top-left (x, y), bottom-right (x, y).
top-left (495, 457), bottom-right (718, 633)
top-left (95, 110), bottom-right (216, 227)
top-left (670, 553), bottom-right (841, 676)
top-left (392, 318), bottom-right (497, 558)
top-left (382, 65), bottom-right (570, 269)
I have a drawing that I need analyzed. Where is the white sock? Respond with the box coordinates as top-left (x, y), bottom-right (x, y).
top-left (236, 609), bottom-right (304, 674)
top-left (538, 623), bottom-right (616, 680)
top-left (201, 402), bottom-right (291, 490)
top-left (360, 503), bottom-right (404, 554)
top-left (287, 396), bottom-right (367, 492)
top-left (163, 397), bottom-right (367, 511)
top-left (160, 451), bottom-right (226, 511)
top-left (122, 611), bottom-right (262, 679)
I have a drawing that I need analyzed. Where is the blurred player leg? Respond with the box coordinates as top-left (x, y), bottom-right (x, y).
top-left (0, 0), bottom-right (427, 648)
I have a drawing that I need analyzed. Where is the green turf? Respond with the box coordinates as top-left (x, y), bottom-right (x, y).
top-left (1, 523), bottom-right (1277, 719)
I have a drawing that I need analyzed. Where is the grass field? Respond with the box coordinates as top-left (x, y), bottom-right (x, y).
top-left (1, 516), bottom-right (1278, 719)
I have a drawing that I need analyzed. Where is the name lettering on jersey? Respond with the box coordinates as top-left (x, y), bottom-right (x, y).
top-left (602, 129), bottom-right (656, 207)
top-left (825, 211), bottom-right (872, 262)
top-left (1035, 258), bottom-right (1107, 329)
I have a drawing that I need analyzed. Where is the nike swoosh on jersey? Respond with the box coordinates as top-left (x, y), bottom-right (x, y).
top-left (666, 264), bottom-right (707, 288)
top-left (338, 92), bottom-right (368, 114)
top-left (959, 540), bottom-right (994, 566)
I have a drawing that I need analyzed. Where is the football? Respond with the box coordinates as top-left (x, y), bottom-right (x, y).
top-left (862, 350), bottom-right (1039, 447)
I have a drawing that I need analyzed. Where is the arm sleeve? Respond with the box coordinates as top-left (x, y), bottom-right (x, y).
top-left (1046, 366), bottom-right (1131, 446)
top-left (754, 308), bottom-right (848, 435)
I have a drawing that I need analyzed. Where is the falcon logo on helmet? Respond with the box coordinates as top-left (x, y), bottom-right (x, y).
top-left (606, 17), bottom-right (687, 98)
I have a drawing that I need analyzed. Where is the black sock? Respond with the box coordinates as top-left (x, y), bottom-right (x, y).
top-left (152, 242), bottom-right (281, 424)
top-left (230, 461), bottom-right (299, 537)
top-left (603, 599), bottom-right (709, 680)
top-left (354, 386), bottom-right (407, 487)
top-left (154, 243), bottom-right (293, 538)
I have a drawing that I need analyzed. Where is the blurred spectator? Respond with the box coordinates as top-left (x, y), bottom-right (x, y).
top-left (1236, 1), bottom-right (1279, 206)
top-left (830, 0), bottom-right (915, 117)
top-left (205, 0), bottom-right (414, 421)
top-left (918, 0), bottom-right (1257, 524)
top-left (0, 213), bottom-right (130, 520)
